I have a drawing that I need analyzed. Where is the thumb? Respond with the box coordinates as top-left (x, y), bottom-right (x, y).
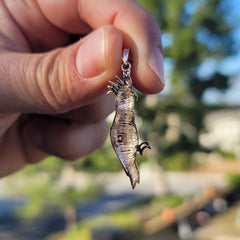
top-left (0, 25), bottom-right (122, 114)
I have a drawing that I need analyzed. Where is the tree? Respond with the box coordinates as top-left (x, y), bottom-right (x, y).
top-left (137, 0), bottom-right (234, 101)
top-left (7, 156), bottom-right (99, 231)
top-left (134, 0), bottom-right (236, 168)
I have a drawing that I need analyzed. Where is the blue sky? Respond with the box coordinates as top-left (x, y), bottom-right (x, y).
top-left (162, 0), bottom-right (240, 106)
top-left (205, 0), bottom-right (240, 106)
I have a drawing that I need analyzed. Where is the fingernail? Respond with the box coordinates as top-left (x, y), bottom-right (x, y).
top-left (76, 28), bottom-right (105, 78)
top-left (148, 46), bottom-right (165, 86)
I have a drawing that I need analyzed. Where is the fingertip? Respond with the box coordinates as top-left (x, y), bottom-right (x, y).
top-left (133, 57), bottom-right (165, 94)
top-left (76, 27), bottom-right (106, 79)
top-left (62, 120), bottom-right (109, 160)
top-left (148, 46), bottom-right (165, 90)
top-left (23, 118), bottom-right (108, 161)
top-left (76, 24), bottom-right (123, 80)
top-left (103, 24), bottom-right (123, 71)
top-left (70, 25), bottom-right (123, 106)
top-left (65, 120), bottom-right (109, 160)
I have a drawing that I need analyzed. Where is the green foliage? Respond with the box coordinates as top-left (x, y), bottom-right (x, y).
top-left (82, 211), bottom-right (141, 231)
top-left (135, 94), bottom-right (214, 168)
top-left (15, 175), bottom-right (54, 218)
top-left (219, 150), bottom-right (236, 159)
top-left (161, 152), bottom-right (191, 171)
top-left (47, 194), bottom-right (185, 240)
top-left (7, 157), bottom-right (99, 226)
top-left (110, 211), bottom-right (141, 229)
top-left (226, 174), bottom-right (240, 192)
top-left (47, 227), bottom-right (91, 240)
top-left (12, 156), bottom-right (64, 180)
top-left (151, 195), bottom-right (184, 208)
top-left (63, 228), bottom-right (91, 240)
top-left (48, 211), bottom-right (141, 240)
top-left (77, 139), bottom-right (122, 172)
top-left (15, 174), bottom-right (97, 219)
top-left (137, 0), bottom-right (233, 100)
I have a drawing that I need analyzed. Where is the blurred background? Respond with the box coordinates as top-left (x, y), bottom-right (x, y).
top-left (1, 0), bottom-right (240, 239)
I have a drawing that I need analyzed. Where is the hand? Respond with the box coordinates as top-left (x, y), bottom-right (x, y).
top-left (0, 0), bottom-right (164, 177)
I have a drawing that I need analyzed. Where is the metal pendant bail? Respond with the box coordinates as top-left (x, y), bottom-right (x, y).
top-left (121, 49), bottom-right (131, 74)
top-left (122, 49), bottom-right (130, 64)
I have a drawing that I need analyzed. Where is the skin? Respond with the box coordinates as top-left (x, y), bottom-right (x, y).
top-left (0, 0), bottom-right (164, 177)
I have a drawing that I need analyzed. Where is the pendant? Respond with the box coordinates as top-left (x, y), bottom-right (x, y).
top-left (107, 49), bottom-right (151, 189)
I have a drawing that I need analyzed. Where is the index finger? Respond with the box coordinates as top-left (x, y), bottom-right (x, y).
top-left (38, 0), bottom-right (164, 93)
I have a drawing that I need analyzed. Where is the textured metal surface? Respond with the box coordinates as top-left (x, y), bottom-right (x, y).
top-left (108, 74), bottom-right (140, 189)
top-left (107, 49), bottom-right (150, 189)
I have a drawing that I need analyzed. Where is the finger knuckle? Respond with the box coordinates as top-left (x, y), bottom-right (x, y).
top-left (35, 50), bottom-right (76, 114)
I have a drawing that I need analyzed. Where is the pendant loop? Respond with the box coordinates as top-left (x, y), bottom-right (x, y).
top-left (121, 49), bottom-right (131, 74)
top-left (122, 49), bottom-right (130, 64)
